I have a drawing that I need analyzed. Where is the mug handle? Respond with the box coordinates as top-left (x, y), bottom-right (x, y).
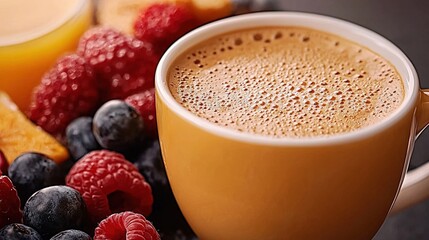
top-left (391, 89), bottom-right (429, 213)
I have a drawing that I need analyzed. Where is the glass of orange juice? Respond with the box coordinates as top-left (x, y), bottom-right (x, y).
top-left (0, 0), bottom-right (93, 110)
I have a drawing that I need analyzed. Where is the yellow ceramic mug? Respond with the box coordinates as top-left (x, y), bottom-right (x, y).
top-left (156, 12), bottom-right (429, 240)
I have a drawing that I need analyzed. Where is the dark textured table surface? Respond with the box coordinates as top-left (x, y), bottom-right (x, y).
top-left (272, 0), bottom-right (429, 239)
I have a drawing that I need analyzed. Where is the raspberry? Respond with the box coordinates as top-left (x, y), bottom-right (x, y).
top-left (66, 150), bottom-right (153, 224)
top-left (125, 89), bottom-right (157, 138)
top-left (27, 54), bottom-right (99, 137)
top-left (78, 27), bottom-right (154, 75)
top-left (100, 61), bottom-right (157, 101)
top-left (0, 150), bottom-right (8, 175)
top-left (77, 27), bottom-right (159, 101)
top-left (134, 3), bottom-right (199, 54)
top-left (94, 211), bottom-right (160, 240)
top-left (0, 176), bottom-right (22, 229)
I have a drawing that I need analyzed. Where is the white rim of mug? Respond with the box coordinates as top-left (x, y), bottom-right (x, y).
top-left (0, 0), bottom-right (88, 46)
top-left (155, 12), bottom-right (419, 146)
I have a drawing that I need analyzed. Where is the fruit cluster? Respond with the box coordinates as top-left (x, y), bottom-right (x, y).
top-left (0, 2), bottom-right (226, 239)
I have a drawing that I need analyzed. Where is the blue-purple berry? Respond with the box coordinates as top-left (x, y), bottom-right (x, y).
top-left (66, 117), bottom-right (101, 161)
top-left (93, 100), bottom-right (145, 153)
top-left (0, 223), bottom-right (42, 240)
top-left (133, 140), bottom-right (167, 191)
top-left (50, 230), bottom-right (91, 240)
top-left (23, 186), bottom-right (87, 239)
top-left (8, 153), bottom-right (62, 204)
top-left (133, 140), bottom-right (196, 239)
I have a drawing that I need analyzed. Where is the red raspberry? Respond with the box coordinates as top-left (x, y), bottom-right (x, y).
top-left (0, 150), bottom-right (8, 175)
top-left (77, 27), bottom-right (159, 101)
top-left (134, 3), bottom-right (199, 54)
top-left (66, 150), bottom-right (153, 224)
top-left (100, 61), bottom-right (157, 101)
top-left (94, 211), bottom-right (160, 240)
top-left (27, 54), bottom-right (99, 137)
top-left (0, 176), bottom-right (22, 229)
top-left (77, 27), bottom-right (155, 75)
top-left (125, 89), bottom-right (157, 138)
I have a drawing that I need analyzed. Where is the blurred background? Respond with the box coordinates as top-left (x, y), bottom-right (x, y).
top-left (265, 0), bottom-right (429, 239)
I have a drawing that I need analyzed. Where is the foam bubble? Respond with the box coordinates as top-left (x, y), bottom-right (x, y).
top-left (253, 33), bottom-right (263, 41)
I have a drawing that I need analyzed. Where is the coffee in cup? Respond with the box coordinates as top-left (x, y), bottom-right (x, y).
top-left (168, 26), bottom-right (404, 137)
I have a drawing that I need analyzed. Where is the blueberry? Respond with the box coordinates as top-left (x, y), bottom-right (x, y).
top-left (0, 223), bottom-right (42, 240)
top-left (66, 117), bottom-right (101, 161)
top-left (23, 186), bottom-right (87, 239)
top-left (8, 153), bottom-right (62, 204)
top-left (133, 141), bottom-right (197, 240)
top-left (93, 100), bottom-right (144, 153)
top-left (50, 230), bottom-right (91, 240)
top-left (160, 229), bottom-right (198, 240)
top-left (133, 140), bottom-right (168, 190)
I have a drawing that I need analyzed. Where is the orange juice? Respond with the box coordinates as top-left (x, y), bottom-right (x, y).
top-left (0, 0), bottom-right (93, 110)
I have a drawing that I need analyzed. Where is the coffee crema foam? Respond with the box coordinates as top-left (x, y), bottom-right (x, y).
top-left (168, 27), bottom-right (405, 137)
